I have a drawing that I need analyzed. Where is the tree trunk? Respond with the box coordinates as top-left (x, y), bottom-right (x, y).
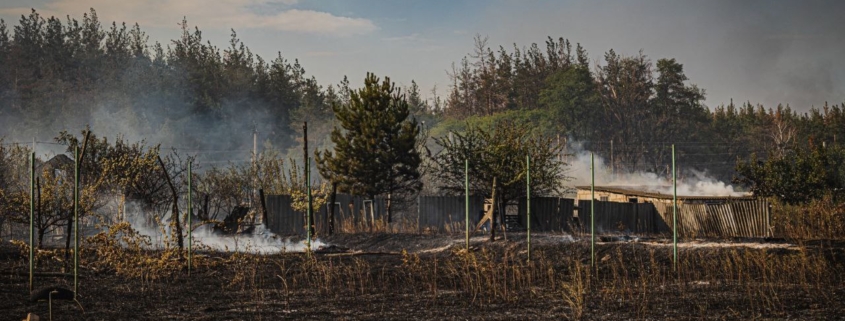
top-left (490, 177), bottom-right (497, 242)
top-left (368, 194), bottom-right (375, 233)
top-left (36, 178), bottom-right (43, 249)
top-left (386, 193), bottom-right (392, 225)
top-left (259, 189), bottom-right (268, 225)
top-left (328, 183), bottom-right (337, 236)
top-left (158, 156), bottom-right (183, 251)
top-left (64, 215), bottom-right (72, 269)
top-left (65, 131), bottom-right (90, 264)
top-left (201, 194), bottom-right (210, 221)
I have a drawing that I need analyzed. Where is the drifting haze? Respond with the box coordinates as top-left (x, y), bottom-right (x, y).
top-left (2, 0), bottom-right (842, 111)
top-left (566, 142), bottom-right (746, 197)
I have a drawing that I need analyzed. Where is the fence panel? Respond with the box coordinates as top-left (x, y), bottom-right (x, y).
top-left (417, 195), bottom-right (484, 233)
top-left (516, 197), bottom-right (575, 232)
top-left (264, 194), bottom-right (303, 236)
top-left (577, 200), bottom-right (662, 235)
top-left (676, 200), bottom-right (770, 238)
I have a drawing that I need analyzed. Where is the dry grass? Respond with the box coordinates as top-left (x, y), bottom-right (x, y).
top-left (772, 195), bottom-right (845, 240)
top-left (11, 222), bottom-right (843, 319)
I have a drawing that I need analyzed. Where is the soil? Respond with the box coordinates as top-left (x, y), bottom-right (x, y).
top-left (1, 233), bottom-right (843, 320)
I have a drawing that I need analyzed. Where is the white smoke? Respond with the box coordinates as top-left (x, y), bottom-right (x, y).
top-left (190, 224), bottom-right (326, 254)
top-left (121, 200), bottom-right (325, 253)
top-left (565, 143), bottom-right (747, 197)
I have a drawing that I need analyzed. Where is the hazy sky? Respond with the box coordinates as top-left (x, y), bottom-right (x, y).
top-left (1, 0), bottom-right (843, 112)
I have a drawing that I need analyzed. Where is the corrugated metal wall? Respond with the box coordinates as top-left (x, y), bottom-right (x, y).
top-left (676, 200), bottom-right (771, 238)
top-left (417, 195), bottom-right (484, 233)
top-left (577, 199), bottom-right (770, 238)
top-left (265, 194), bottom-right (385, 236)
top-left (314, 194), bottom-right (385, 234)
top-left (577, 200), bottom-right (665, 234)
top-left (264, 194), bottom-right (303, 236)
top-left (517, 197), bottom-right (575, 232)
top-left (266, 194), bottom-right (770, 238)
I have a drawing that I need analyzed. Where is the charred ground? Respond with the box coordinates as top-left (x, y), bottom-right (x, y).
top-left (1, 233), bottom-right (844, 320)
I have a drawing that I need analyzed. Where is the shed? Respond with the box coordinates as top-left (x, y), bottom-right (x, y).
top-left (574, 185), bottom-right (770, 238)
top-left (575, 185), bottom-right (753, 206)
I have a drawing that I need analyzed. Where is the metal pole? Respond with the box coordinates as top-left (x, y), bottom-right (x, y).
top-left (465, 158), bottom-right (469, 251)
top-left (188, 161), bottom-right (192, 275)
top-left (526, 155), bottom-right (531, 262)
top-left (672, 144), bottom-right (677, 267)
top-left (74, 146), bottom-right (79, 298)
top-left (29, 152), bottom-right (34, 293)
top-left (49, 290), bottom-right (56, 321)
top-left (252, 130), bottom-right (258, 211)
top-left (610, 140), bottom-right (614, 181)
top-left (590, 152), bottom-right (595, 267)
top-left (306, 156), bottom-right (312, 253)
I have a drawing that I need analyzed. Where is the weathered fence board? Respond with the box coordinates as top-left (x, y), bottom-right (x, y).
top-left (516, 197), bottom-right (574, 232)
top-left (265, 194), bottom-right (385, 236)
top-left (266, 194), bottom-right (769, 239)
top-left (417, 195), bottom-right (484, 233)
top-left (676, 200), bottom-right (770, 238)
top-left (577, 200), bottom-right (666, 235)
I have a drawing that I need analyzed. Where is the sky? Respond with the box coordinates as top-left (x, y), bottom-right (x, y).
top-left (1, 0), bottom-right (843, 112)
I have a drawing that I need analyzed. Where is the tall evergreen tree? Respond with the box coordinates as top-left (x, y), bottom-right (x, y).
top-left (316, 73), bottom-right (422, 222)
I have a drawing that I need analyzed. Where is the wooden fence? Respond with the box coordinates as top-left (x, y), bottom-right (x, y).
top-left (517, 197), bottom-right (575, 232)
top-left (577, 200), bottom-right (666, 235)
top-left (417, 195), bottom-right (484, 233)
top-left (675, 200), bottom-right (771, 238)
top-left (266, 194), bottom-right (770, 239)
top-left (265, 194), bottom-right (386, 236)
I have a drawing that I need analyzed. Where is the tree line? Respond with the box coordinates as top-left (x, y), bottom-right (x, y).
top-left (439, 35), bottom-right (845, 185)
top-left (0, 9), bottom-right (442, 157)
top-left (1, 7), bottom-right (843, 225)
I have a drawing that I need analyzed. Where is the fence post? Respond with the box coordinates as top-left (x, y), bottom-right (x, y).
top-left (188, 161), bottom-right (192, 275)
top-left (465, 159), bottom-right (469, 251)
top-left (590, 152), bottom-right (595, 268)
top-left (29, 152), bottom-right (34, 293)
top-left (526, 155), bottom-right (531, 262)
top-left (307, 156), bottom-right (312, 254)
top-left (672, 144), bottom-right (677, 268)
top-left (74, 145), bottom-right (79, 298)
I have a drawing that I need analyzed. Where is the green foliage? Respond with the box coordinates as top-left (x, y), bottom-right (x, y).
top-left (735, 144), bottom-right (845, 204)
top-left (429, 118), bottom-right (568, 205)
top-left (0, 8), bottom-right (345, 154)
top-left (540, 65), bottom-right (599, 139)
top-left (0, 141), bottom-right (32, 224)
top-left (316, 73), bottom-right (422, 204)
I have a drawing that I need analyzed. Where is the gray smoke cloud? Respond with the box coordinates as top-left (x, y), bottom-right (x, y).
top-left (121, 199), bottom-right (325, 253)
top-left (565, 141), bottom-right (746, 197)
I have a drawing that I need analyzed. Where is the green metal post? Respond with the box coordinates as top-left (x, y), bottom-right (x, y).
top-left (188, 161), bottom-right (192, 275)
top-left (307, 156), bottom-right (312, 253)
top-left (74, 146), bottom-right (79, 298)
top-left (465, 159), bottom-right (469, 251)
top-left (526, 155), bottom-right (531, 262)
top-left (29, 152), bottom-right (34, 293)
top-left (590, 152), bottom-right (595, 267)
top-left (672, 144), bottom-right (677, 267)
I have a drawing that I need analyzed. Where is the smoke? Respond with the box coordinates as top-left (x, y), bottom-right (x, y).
top-left (191, 224), bottom-right (326, 254)
top-left (565, 142), bottom-right (747, 197)
top-left (122, 200), bottom-right (325, 253)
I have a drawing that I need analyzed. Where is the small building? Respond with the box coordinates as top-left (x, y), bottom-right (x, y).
top-left (37, 154), bottom-right (74, 177)
top-left (573, 185), bottom-right (769, 238)
top-left (575, 185), bottom-right (754, 206)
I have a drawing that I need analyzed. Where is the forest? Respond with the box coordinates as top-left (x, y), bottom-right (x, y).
top-left (1, 9), bottom-right (843, 183)
top-left (1, 8), bottom-right (844, 320)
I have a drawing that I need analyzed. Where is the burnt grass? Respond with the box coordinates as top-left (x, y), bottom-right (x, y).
top-left (1, 233), bottom-right (844, 320)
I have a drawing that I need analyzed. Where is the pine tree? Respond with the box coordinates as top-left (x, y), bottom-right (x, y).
top-left (316, 73), bottom-right (422, 223)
